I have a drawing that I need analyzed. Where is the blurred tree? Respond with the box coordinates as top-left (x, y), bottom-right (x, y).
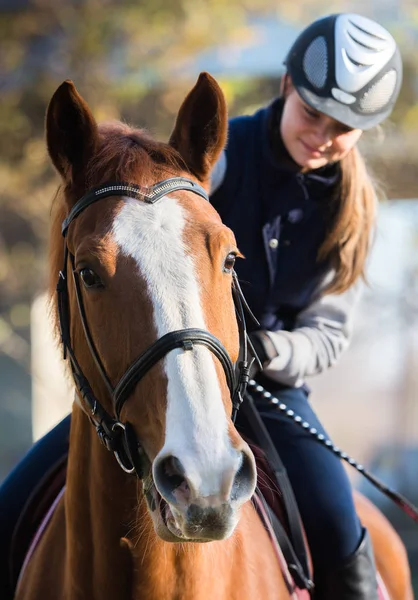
top-left (0, 0), bottom-right (417, 372)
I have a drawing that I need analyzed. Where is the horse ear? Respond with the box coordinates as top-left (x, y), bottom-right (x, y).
top-left (46, 80), bottom-right (98, 183)
top-left (169, 72), bottom-right (227, 182)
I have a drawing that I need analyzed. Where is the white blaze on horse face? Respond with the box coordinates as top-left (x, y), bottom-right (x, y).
top-left (112, 196), bottom-right (241, 499)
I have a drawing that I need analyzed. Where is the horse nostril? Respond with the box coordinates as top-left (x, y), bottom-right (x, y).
top-left (154, 455), bottom-right (189, 504)
top-left (231, 450), bottom-right (256, 502)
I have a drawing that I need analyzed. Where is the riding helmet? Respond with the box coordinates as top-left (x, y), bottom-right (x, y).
top-left (284, 13), bottom-right (402, 129)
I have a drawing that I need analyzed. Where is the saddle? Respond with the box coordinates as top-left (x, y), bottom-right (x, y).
top-left (8, 454), bottom-right (67, 595)
top-left (7, 396), bottom-right (312, 598)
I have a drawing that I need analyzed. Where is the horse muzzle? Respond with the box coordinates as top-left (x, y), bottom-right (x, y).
top-left (148, 445), bottom-right (257, 542)
top-left (164, 501), bottom-right (237, 541)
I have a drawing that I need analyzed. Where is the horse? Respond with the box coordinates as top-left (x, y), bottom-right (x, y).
top-left (15, 72), bottom-right (413, 600)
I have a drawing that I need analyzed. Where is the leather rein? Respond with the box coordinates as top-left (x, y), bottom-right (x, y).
top-left (56, 177), bottom-right (254, 478)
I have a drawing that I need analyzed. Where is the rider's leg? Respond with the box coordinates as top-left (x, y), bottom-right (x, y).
top-left (252, 376), bottom-right (378, 600)
top-left (0, 414), bottom-right (71, 597)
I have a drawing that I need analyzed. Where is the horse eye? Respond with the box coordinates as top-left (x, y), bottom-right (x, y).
top-left (79, 268), bottom-right (103, 289)
top-left (223, 252), bottom-right (236, 274)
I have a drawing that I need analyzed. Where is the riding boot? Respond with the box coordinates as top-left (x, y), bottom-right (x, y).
top-left (314, 528), bottom-right (379, 600)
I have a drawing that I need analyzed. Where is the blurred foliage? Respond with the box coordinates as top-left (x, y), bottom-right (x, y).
top-left (0, 0), bottom-right (418, 370)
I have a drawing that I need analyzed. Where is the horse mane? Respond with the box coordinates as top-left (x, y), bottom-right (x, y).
top-left (86, 121), bottom-right (189, 187)
top-left (48, 121), bottom-right (190, 342)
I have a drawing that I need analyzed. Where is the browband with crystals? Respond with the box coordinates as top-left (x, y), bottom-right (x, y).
top-left (62, 177), bottom-right (209, 236)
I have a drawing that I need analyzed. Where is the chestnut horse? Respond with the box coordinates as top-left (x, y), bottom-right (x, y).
top-left (15, 73), bottom-right (412, 600)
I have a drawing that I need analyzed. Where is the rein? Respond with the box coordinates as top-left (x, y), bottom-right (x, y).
top-left (247, 380), bottom-right (418, 525)
top-left (57, 177), bottom-right (252, 478)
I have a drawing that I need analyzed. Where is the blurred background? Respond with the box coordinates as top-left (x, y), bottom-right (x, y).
top-left (1, 0), bottom-right (417, 591)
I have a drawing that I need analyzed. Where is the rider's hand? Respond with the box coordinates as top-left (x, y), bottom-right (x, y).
top-left (248, 330), bottom-right (279, 375)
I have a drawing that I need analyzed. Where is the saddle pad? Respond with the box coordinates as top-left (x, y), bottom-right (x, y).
top-left (9, 454), bottom-right (68, 591)
top-left (253, 492), bottom-right (311, 599)
top-left (377, 573), bottom-right (391, 600)
top-left (248, 437), bottom-right (288, 530)
top-left (16, 486), bottom-right (66, 591)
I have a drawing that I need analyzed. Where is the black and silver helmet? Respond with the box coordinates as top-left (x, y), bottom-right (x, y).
top-left (284, 13), bottom-right (402, 130)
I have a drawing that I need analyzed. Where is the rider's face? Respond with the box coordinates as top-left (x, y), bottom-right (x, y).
top-left (280, 77), bottom-right (363, 170)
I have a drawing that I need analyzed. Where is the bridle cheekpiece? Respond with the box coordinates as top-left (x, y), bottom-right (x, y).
top-left (56, 177), bottom-right (255, 478)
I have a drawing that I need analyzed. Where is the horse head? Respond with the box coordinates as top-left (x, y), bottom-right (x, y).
top-left (46, 73), bottom-right (257, 543)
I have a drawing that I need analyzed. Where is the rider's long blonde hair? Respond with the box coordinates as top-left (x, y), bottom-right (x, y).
top-left (318, 147), bottom-right (378, 295)
top-left (281, 75), bottom-right (379, 295)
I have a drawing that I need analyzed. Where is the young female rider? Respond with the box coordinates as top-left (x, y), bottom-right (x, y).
top-left (210, 12), bottom-right (402, 600)
top-left (0, 12), bottom-right (402, 600)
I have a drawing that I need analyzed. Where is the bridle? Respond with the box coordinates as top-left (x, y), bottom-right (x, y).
top-left (57, 177), bottom-right (255, 478)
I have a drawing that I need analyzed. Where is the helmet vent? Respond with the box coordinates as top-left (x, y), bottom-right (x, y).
top-left (345, 51), bottom-right (367, 68)
top-left (359, 70), bottom-right (397, 113)
top-left (347, 30), bottom-right (378, 52)
top-left (303, 36), bottom-right (328, 89)
top-left (348, 18), bottom-right (387, 42)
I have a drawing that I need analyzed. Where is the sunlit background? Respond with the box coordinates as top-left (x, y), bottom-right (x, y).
top-left (1, 0), bottom-right (417, 592)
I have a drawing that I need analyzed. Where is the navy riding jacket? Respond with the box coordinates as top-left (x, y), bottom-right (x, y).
top-left (210, 99), bottom-right (340, 333)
